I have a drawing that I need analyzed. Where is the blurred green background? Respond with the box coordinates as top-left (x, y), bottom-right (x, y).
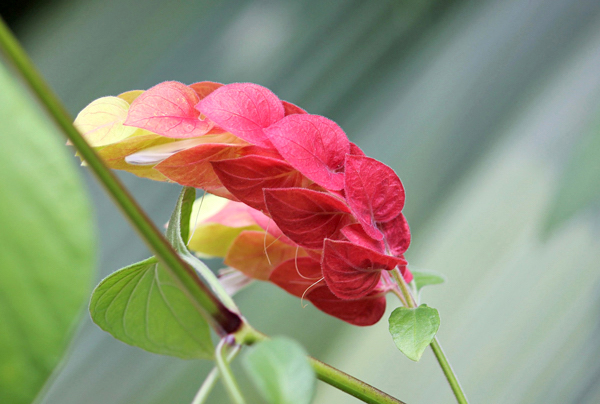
top-left (3, 0), bottom-right (600, 403)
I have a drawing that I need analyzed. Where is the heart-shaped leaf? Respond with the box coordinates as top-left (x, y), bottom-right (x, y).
top-left (388, 305), bottom-right (440, 361)
top-left (89, 257), bottom-right (214, 359)
top-left (89, 187), bottom-right (214, 359)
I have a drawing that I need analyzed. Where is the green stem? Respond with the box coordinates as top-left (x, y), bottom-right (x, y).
top-left (216, 338), bottom-right (245, 404)
top-left (310, 358), bottom-right (406, 404)
top-left (191, 345), bottom-right (241, 404)
top-left (0, 16), bottom-right (240, 336)
top-left (0, 18), bottom-right (408, 404)
top-left (392, 268), bottom-right (469, 403)
top-left (430, 338), bottom-right (469, 404)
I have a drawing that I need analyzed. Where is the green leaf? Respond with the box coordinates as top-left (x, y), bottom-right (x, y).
top-left (411, 269), bottom-right (446, 291)
top-left (89, 187), bottom-right (214, 359)
top-left (242, 337), bottom-right (316, 404)
top-left (0, 63), bottom-right (95, 404)
top-left (174, 188), bottom-right (239, 313)
top-left (166, 186), bottom-right (196, 251)
top-left (388, 305), bottom-right (440, 361)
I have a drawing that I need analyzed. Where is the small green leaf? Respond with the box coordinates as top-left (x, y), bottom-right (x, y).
top-left (89, 257), bottom-right (213, 359)
top-left (243, 337), bottom-right (315, 404)
top-left (173, 188), bottom-right (239, 312)
top-left (411, 269), bottom-right (446, 291)
top-left (166, 186), bottom-right (196, 251)
top-left (388, 305), bottom-right (440, 361)
top-left (89, 187), bottom-right (214, 359)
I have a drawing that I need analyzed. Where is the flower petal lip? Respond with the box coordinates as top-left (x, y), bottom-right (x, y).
top-left (124, 81), bottom-right (214, 138)
top-left (321, 239), bottom-right (406, 300)
top-left (197, 82), bottom-right (285, 148)
top-left (263, 114), bottom-right (350, 191)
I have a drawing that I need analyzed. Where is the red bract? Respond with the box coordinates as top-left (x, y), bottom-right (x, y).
top-left (264, 114), bottom-right (350, 191)
top-left (155, 143), bottom-right (244, 190)
top-left (344, 155), bottom-right (405, 240)
top-left (340, 223), bottom-right (385, 253)
top-left (264, 188), bottom-right (351, 249)
top-left (212, 155), bottom-right (304, 212)
top-left (379, 213), bottom-right (411, 257)
top-left (197, 83), bottom-right (284, 148)
top-left (269, 257), bottom-right (323, 298)
top-left (322, 239), bottom-right (406, 299)
top-left (269, 257), bottom-right (387, 326)
top-left (307, 286), bottom-right (388, 327)
top-left (124, 81), bottom-right (214, 138)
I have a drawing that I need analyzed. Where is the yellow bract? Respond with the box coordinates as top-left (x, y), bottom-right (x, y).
top-left (73, 96), bottom-right (138, 147)
top-left (187, 194), bottom-right (261, 257)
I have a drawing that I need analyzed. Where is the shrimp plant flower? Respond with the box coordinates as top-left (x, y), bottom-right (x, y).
top-left (74, 81), bottom-right (412, 326)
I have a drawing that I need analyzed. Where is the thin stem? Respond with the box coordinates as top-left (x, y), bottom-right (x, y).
top-left (310, 358), bottom-right (406, 404)
top-left (392, 268), bottom-right (416, 308)
top-left (216, 338), bottom-right (245, 404)
top-left (191, 345), bottom-right (241, 404)
top-left (430, 338), bottom-right (469, 404)
top-left (0, 16), bottom-right (240, 336)
top-left (392, 267), bottom-right (470, 403)
top-left (390, 287), bottom-right (407, 307)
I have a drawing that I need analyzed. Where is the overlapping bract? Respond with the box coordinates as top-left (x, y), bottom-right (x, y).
top-left (74, 81), bottom-right (412, 326)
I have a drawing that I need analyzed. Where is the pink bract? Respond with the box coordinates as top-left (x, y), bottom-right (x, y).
top-left (197, 82), bottom-right (284, 148)
top-left (124, 81), bottom-right (214, 138)
top-left (264, 114), bottom-right (350, 191)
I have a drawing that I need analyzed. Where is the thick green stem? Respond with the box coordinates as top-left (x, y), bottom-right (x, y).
top-left (310, 358), bottom-right (406, 404)
top-left (0, 16), bottom-right (241, 335)
top-left (0, 18), bottom-right (409, 404)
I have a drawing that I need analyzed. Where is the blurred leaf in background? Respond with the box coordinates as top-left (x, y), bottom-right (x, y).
top-left (3, 0), bottom-right (600, 403)
top-left (0, 61), bottom-right (95, 403)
